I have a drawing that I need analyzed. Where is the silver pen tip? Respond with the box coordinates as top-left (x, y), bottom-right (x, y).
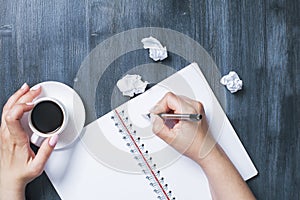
top-left (142, 113), bottom-right (151, 120)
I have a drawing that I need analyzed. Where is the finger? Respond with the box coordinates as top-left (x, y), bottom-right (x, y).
top-left (17, 85), bottom-right (41, 104)
top-left (151, 114), bottom-right (174, 144)
top-left (31, 135), bottom-right (58, 174)
top-left (5, 103), bottom-right (34, 137)
top-left (150, 92), bottom-right (182, 114)
top-left (178, 95), bottom-right (205, 114)
top-left (3, 83), bottom-right (29, 112)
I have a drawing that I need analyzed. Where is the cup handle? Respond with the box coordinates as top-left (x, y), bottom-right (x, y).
top-left (30, 133), bottom-right (45, 147)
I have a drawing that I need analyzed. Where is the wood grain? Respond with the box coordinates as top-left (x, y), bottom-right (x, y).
top-left (0, 0), bottom-right (299, 199)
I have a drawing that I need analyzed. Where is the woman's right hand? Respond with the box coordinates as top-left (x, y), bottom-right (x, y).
top-left (150, 92), bottom-right (216, 163)
top-left (150, 92), bottom-right (256, 199)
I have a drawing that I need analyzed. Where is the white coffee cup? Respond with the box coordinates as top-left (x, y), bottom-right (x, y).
top-left (29, 97), bottom-right (68, 146)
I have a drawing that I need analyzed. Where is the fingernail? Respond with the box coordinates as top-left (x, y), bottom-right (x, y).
top-left (49, 135), bottom-right (59, 147)
top-left (26, 102), bottom-right (34, 106)
top-left (30, 84), bottom-right (41, 91)
top-left (150, 113), bottom-right (164, 133)
top-left (149, 105), bottom-right (159, 113)
top-left (21, 83), bottom-right (28, 90)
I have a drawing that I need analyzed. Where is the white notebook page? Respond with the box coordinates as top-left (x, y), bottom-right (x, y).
top-left (45, 63), bottom-right (257, 200)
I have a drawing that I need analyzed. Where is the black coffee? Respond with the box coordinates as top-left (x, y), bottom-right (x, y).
top-left (31, 100), bottom-right (64, 133)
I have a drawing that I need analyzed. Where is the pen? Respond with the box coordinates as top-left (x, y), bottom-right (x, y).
top-left (144, 113), bottom-right (202, 122)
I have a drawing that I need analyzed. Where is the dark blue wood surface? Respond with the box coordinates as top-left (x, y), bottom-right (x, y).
top-left (0, 0), bottom-right (299, 199)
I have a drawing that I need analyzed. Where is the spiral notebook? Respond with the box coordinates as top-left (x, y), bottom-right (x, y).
top-left (45, 63), bottom-right (257, 200)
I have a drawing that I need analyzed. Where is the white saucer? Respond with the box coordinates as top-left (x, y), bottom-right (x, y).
top-left (21, 81), bottom-right (86, 150)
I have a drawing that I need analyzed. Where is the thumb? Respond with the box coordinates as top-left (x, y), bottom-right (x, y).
top-left (150, 114), bottom-right (172, 142)
top-left (151, 114), bottom-right (165, 133)
top-left (31, 135), bottom-right (58, 172)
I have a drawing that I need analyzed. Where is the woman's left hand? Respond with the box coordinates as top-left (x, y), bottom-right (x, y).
top-left (0, 83), bottom-right (58, 200)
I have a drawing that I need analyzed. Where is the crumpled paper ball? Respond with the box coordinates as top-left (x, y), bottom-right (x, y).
top-left (117, 74), bottom-right (149, 97)
top-left (141, 36), bottom-right (168, 61)
top-left (220, 71), bottom-right (243, 93)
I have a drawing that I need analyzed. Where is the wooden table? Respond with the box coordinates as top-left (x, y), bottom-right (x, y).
top-left (0, 0), bottom-right (299, 199)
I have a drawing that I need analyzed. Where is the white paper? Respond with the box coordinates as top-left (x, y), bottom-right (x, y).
top-left (45, 63), bottom-right (257, 200)
top-left (141, 36), bottom-right (168, 61)
top-left (220, 71), bottom-right (243, 93)
top-left (116, 74), bottom-right (148, 97)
